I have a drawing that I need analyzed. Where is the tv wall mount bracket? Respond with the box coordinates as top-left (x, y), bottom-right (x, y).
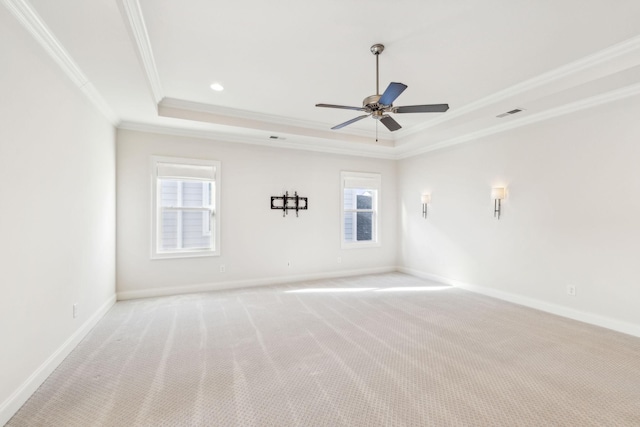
top-left (271, 191), bottom-right (308, 217)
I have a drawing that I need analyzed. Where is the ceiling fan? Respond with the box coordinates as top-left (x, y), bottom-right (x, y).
top-left (316, 44), bottom-right (449, 132)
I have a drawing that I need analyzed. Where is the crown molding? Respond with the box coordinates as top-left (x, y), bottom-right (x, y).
top-left (119, 0), bottom-right (163, 103)
top-left (396, 82), bottom-right (640, 159)
top-left (118, 121), bottom-right (397, 160)
top-left (2, 0), bottom-right (85, 86)
top-left (81, 83), bottom-right (120, 125)
top-left (160, 97), bottom-right (384, 142)
top-left (397, 35), bottom-right (640, 142)
top-left (2, 0), bottom-right (118, 124)
top-left (125, 81), bottom-right (640, 161)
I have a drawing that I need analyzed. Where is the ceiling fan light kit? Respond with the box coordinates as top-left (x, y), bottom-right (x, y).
top-left (316, 44), bottom-right (450, 133)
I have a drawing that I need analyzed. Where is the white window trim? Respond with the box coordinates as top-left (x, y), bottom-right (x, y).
top-left (340, 171), bottom-right (381, 249)
top-left (151, 155), bottom-right (221, 259)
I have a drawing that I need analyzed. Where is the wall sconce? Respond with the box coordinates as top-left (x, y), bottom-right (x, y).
top-left (421, 193), bottom-right (431, 218)
top-left (491, 187), bottom-right (506, 219)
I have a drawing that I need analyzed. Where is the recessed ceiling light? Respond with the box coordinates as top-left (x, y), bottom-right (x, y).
top-left (210, 83), bottom-right (224, 91)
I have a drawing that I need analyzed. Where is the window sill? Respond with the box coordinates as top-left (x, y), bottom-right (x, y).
top-left (151, 249), bottom-right (219, 260)
top-left (341, 241), bottom-right (381, 250)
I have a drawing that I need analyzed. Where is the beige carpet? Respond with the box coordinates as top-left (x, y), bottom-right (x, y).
top-left (8, 273), bottom-right (640, 426)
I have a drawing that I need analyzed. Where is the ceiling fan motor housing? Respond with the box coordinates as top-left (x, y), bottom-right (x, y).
top-left (363, 94), bottom-right (386, 111)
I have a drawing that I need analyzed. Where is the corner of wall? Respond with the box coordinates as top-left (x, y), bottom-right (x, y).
top-left (399, 266), bottom-right (640, 339)
top-left (0, 295), bottom-right (116, 426)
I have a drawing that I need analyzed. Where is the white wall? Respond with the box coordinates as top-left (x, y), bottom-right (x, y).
top-left (398, 95), bottom-right (640, 334)
top-left (117, 130), bottom-right (397, 298)
top-left (0, 7), bottom-right (116, 423)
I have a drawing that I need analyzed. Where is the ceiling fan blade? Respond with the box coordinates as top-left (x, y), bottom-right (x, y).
top-left (394, 104), bottom-right (450, 113)
top-left (378, 82), bottom-right (408, 106)
top-left (331, 114), bottom-right (370, 130)
top-left (380, 115), bottom-right (402, 132)
top-left (316, 103), bottom-right (365, 111)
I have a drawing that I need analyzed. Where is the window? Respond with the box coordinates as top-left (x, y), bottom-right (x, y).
top-left (341, 171), bottom-right (381, 248)
top-left (151, 156), bottom-right (220, 259)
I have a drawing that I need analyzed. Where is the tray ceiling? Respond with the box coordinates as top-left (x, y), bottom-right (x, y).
top-left (6, 0), bottom-right (640, 158)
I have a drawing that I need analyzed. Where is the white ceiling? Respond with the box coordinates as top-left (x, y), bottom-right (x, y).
top-left (8, 0), bottom-right (640, 157)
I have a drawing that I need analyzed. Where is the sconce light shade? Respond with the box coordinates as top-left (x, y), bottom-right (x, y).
top-left (491, 187), bottom-right (506, 200)
top-left (492, 187), bottom-right (506, 219)
top-left (421, 193), bottom-right (431, 219)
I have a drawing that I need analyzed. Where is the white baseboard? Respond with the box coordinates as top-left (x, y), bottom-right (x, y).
top-left (399, 266), bottom-right (640, 339)
top-left (0, 294), bottom-right (117, 426)
top-left (117, 266), bottom-right (398, 300)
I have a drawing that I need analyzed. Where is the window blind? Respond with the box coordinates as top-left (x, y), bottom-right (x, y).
top-left (157, 163), bottom-right (215, 180)
top-left (343, 173), bottom-right (381, 190)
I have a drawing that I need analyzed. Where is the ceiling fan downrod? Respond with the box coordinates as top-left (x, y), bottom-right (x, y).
top-left (370, 44), bottom-right (384, 96)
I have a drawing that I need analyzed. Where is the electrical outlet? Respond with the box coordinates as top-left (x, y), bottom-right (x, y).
top-left (566, 285), bottom-right (576, 296)
top-left (73, 304), bottom-right (78, 318)
top-left (337, 257), bottom-right (342, 264)
top-left (220, 264), bottom-right (225, 273)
